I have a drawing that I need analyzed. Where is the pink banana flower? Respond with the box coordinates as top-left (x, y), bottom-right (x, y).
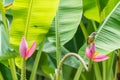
top-left (19, 37), bottom-right (36, 59)
top-left (86, 43), bottom-right (109, 62)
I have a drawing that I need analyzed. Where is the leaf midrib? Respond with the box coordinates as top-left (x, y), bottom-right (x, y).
top-left (24, 0), bottom-right (33, 39)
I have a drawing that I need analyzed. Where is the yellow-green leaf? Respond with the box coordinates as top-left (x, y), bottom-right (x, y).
top-left (10, 0), bottom-right (59, 50)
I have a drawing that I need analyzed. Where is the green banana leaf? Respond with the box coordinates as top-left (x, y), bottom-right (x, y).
top-left (0, 22), bottom-right (16, 60)
top-left (83, 0), bottom-right (100, 22)
top-left (42, 40), bottom-right (80, 69)
top-left (98, 0), bottom-right (109, 12)
top-left (0, 63), bottom-right (12, 80)
top-left (79, 2), bottom-right (120, 57)
top-left (47, 0), bottom-right (83, 45)
top-left (95, 2), bottom-right (120, 55)
top-left (26, 51), bottom-right (55, 78)
top-left (11, 0), bottom-right (59, 70)
top-left (10, 0), bottom-right (59, 51)
top-left (0, 1), bottom-right (16, 60)
top-left (101, 0), bottom-right (119, 20)
top-left (83, 0), bottom-right (118, 22)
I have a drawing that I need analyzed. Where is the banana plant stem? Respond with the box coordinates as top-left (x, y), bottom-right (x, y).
top-left (74, 65), bottom-right (84, 80)
top-left (55, 11), bottom-right (61, 68)
top-left (80, 21), bottom-right (88, 40)
top-left (91, 20), bottom-right (97, 31)
top-left (117, 50), bottom-right (120, 80)
top-left (21, 58), bottom-right (26, 80)
top-left (93, 63), bottom-right (102, 80)
top-left (30, 41), bottom-right (45, 80)
top-left (102, 61), bottom-right (106, 80)
top-left (115, 60), bottom-right (118, 80)
top-left (8, 59), bottom-right (18, 80)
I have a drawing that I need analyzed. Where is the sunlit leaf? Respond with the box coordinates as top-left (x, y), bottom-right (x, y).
top-left (83, 0), bottom-right (100, 22)
top-left (10, 0), bottom-right (59, 51)
top-left (101, 0), bottom-right (119, 20)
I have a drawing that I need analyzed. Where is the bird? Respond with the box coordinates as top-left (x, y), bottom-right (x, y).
top-left (87, 32), bottom-right (97, 45)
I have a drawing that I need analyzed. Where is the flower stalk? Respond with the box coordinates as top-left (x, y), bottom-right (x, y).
top-left (19, 37), bottom-right (36, 80)
top-left (88, 60), bottom-right (93, 71)
top-left (56, 53), bottom-right (88, 80)
top-left (21, 58), bottom-right (26, 80)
